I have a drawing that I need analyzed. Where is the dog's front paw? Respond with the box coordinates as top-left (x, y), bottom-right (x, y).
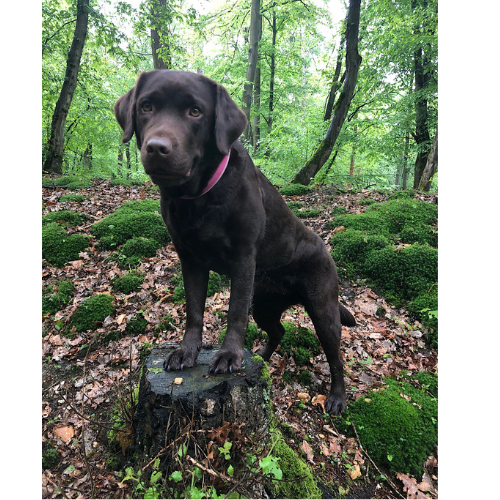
top-left (325, 393), bottom-right (347, 416)
top-left (208, 348), bottom-right (243, 375)
top-left (163, 346), bottom-right (198, 371)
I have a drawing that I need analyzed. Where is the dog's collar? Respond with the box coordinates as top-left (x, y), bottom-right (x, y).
top-left (180, 151), bottom-right (231, 200)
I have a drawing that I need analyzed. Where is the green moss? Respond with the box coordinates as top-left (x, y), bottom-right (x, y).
top-left (331, 205), bottom-right (348, 216)
top-left (42, 210), bottom-right (88, 226)
top-left (105, 330), bottom-right (123, 344)
top-left (331, 229), bottom-right (389, 277)
top-left (157, 314), bottom-right (176, 333)
top-left (268, 430), bottom-right (322, 499)
top-left (117, 199), bottom-right (161, 213)
top-left (295, 208), bottom-right (322, 219)
top-left (279, 322), bottom-right (320, 365)
top-left (91, 209), bottom-right (169, 249)
top-left (125, 313), bottom-right (148, 334)
top-left (110, 178), bottom-right (145, 187)
top-left (121, 236), bottom-right (162, 258)
top-left (336, 376), bottom-right (438, 476)
top-left (286, 201), bottom-right (304, 210)
top-left (388, 189), bottom-right (417, 200)
top-left (409, 371), bottom-right (438, 397)
top-left (407, 286), bottom-right (438, 349)
top-left (112, 272), bottom-right (144, 294)
top-left (170, 271), bottom-right (228, 304)
top-left (362, 244), bottom-right (437, 302)
top-left (42, 280), bottom-right (74, 315)
top-left (298, 369), bottom-right (312, 386)
top-left (59, 193), bottom-right (88, 203)
top-left (279, 184), bottom-right (311, 197)
top-left (42, 175), bottom-right (92, 189)
top-left (69, 294), bottom-right (116, 333)
top-left (359, 197), bottom-right (376, 206)
top-left (219, 323), bottom-right (264, 349)
top-left (42, 441), bottom-right (60, 470)
top-left (42, 223), bottom-right (90, 267)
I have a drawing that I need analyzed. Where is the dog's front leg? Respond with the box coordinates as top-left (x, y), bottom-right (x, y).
top-left (208, 254), bottom-right (256, 374)
top-left (164, 259), bottom-right (209, 371)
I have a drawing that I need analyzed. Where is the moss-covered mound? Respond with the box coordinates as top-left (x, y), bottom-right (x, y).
top-left (42, 223), bottom-right (90, 267)
top-left (91, 200), bottom-right (169, 251)
top-left (279, 322), bottom-right (320, 366)
top-left (336, 374), bottom-right (438, 477)
top-left (112, 272), bottom-right (144, 294)
top-left (110, 178), bottom-right (145, 187)
top-left (69, 294), bottom-right (115, 333)
top-left (125, 313), bottom-right (148, 334)
top-left (294, 208), bottom-right (322, 219)
top-left (59, 194), bottom-right (88, 203)
top-left (42, 210), bottom-right (88, 227)
top-left (330, 198), bottom-right (437, 245)
top-left (279, 184), bottom-right (311, 197)
top-left (218, 323), bottom-right (263, 350)
top-left (42, 281), bottom-right (74, 315)
top-left (42, 175), bottom-right (92, 189)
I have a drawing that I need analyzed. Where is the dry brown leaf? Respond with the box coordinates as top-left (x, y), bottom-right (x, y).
top-left (297, 392), bottom-right (310, 403)
top-left (312, 394), bottom-right (327, 412)
top-left (396, 472), bottom-right (429, 499)
top-left (53, 425), bottom-right (74, 444)
top-left (348, 463), bottom-right (361, 480)
top-left (300, 440), bottom-right (314, 463)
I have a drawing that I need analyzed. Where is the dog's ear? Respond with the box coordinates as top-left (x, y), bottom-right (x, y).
top-left (214, 84), bottom-right (248, 155)
top-left (114, 86), bottom-right (137, 144)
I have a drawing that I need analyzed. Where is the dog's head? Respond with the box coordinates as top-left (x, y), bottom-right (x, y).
top-left (114, 70), bottom-right (247, 191)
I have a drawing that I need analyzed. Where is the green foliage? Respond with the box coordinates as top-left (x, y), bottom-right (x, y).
top-left (279, 184), bottom-right (311, 197)
top-left (269, 434), bottom-right (322, 499)
top-left (279, 322), bottom-right (320, 366)
top-left (409, 371), bottom-right (438, 398)
top-left (294, 208), bottom-right (322, 219)
top-left (298, 369), bottom-right (312, 386)
top-left (42, 210), bottom-right (88, 226)
top-left (363, 244), bottom-right (437, 303)
top-left (126, 313), bottom-right (148, 335)
top-left (330, 199), bottom-right (437, 243)
top-left (388, 189), bottom-right (417, 200)
top-left (337, 375), bottom-right (438, 476)
top-left (91, 207), bottom-right (169, 250)
top-left (42, 176), bottom-right (92, 189)
top-left (59, 193), bottom-right (88, 203)
top-left (42, 280), bottom-right (74, 315)
top-left (331, 229), bottom-right (389, 276)
top-left (69, 294), bottom-right (115, 333)
top-left (286, 201), bottom-right (304, 210)
top-left (42, 223), bottom-right (90, 267)
top-left (121, 237), bottom-right (162, 258)
top-left (110, 178), bottom-right (145, 187)
top-left (407, 286), bottom-right (438, 349)
top-left (117, 200), bottom-right (161, 214)
top-left (219, 323), bottom-right (263, 349)
top-left (112, 272), bottom-right (144, 294)
top-left (42, 441), bottom-right (60, 470)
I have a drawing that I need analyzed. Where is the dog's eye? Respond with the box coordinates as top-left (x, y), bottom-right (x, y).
top-left (142, 101), bottom-right (152, 112)
top-left (189, 107), bottom-right (202, 117)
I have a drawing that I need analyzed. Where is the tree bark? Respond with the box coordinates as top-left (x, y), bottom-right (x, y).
top-left (402, 132), bottom-right (410, 190)
top-left (324, 21), bottom-right (346, 122)
top-left (43, 0), bottom-right (90, 174)
top-left (241, 0), bottom-right (261, 141)
top-left (418, 127), bottom-right (437, 191)
top-left (349, 124), bottom-right (357, 176)
top-left (151, 0), bottom-right (171, 69)
top-left (292, 0), bottom-right (362, 186)
top-left (267, 10), bottom-right (277, 132)
top-left (252, 63), bottom-right (261, 151)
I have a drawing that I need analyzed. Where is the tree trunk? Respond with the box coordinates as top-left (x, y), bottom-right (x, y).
top-left (324, 21), bottom-right (346, 122)
top-left (241, 0), bottom-right (261, 141)
top-left (292, 0), bottom-right (362, 186)
top-left (349, 124), bottom-right (357, 176)
top-left (151, 0), bottom-right (171, 69)
top-left (411, 0), bottom-right (432, 188)
top-left (418, 127), bottom-right (438, 191)
top-left (252, 63), bottom-right (261, 151)
top-left (402, 132), bottom-right (410, 190)
top-left (43, 0), bottom-right (90, 174)
top-left (267, 10), bottom-right (277, 132)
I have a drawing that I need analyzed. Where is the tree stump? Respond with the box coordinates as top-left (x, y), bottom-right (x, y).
top-left (131, 343), bottom-right (272, 470)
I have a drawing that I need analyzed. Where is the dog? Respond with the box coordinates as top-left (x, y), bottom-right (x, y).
top-left (114, 70), bottom-right (356, 415)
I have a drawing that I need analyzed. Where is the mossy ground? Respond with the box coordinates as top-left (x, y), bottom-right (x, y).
top-left (42, 175), bottom-right (92, 189)
top-left (334, 374), bottom-right (438, 477)
top-left (42, 223), bottom-right (90, 267)
top-left (112, 271), bottom-right (144, 294)
top-left (42, 210), bottom-right (88, 226)
top-left (42, 280), bottom-right (74, 315)
top-left (69, 294), bottom-right (116, 333)
top-left (279, 184), bottom-right (311, 196)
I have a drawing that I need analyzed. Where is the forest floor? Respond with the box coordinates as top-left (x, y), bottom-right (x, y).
top-left (42, 180), bottom-right (438, 499)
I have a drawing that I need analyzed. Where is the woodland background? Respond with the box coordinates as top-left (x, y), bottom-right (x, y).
top-left (41, 0), bottom-right (438, 500)
top-left (42, 0), bottom-right (437, 191)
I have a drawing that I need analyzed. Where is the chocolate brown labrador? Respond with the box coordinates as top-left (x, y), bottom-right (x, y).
top-left (114, 70), bottom-right (356, 415)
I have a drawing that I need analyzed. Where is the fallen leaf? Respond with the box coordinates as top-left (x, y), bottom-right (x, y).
top-left (297, 392), bottom-right (310, 403)
top-left (333, 226), bottom-right (346, 234)
top-left (312, 394), bottom-right (327, 412)
top-left (396, 472), bottom-right (429, 499)
top-left (174, 378), bottom-right (183, 385)
top-left (348, 463), bottom-right (361, 480)
top-left (300, 440), bottom-right (314, 463)
top-left (53, 425), bottom-right (74, 444)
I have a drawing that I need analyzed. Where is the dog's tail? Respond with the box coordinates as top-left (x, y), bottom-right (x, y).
top-left (339, 304), bottom-right (356, 327)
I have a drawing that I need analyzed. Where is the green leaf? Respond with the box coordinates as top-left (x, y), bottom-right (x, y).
top-left (227, 464), bottom-right (234, 477)
top-left (169, 470), bottom-right (183, 483)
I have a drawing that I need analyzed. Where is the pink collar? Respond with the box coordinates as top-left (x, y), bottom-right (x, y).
top-left (181, 151), bottom-right (231, 199)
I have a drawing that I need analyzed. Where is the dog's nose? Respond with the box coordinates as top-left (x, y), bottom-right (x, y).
top-left (146, 137), bottom-right (173, 156)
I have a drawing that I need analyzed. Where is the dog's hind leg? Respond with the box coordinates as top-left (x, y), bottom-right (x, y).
top-left (251, 286), bottom-right (292, 361)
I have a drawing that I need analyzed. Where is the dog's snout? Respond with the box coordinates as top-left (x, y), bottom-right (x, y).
top-left (146, 137), bottom-right (173, 156)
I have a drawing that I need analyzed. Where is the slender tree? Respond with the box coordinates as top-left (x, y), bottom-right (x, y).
top-left (150, 0), bottom-right (171, 69)
top-left (292, 0), bottom-right (361, 186)
top-left (241, 0), bottom-right (261, 141)
top-left (43, 0), bottom-right (90, 174)
top-left (418, 127), bottom-right (437, 191)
